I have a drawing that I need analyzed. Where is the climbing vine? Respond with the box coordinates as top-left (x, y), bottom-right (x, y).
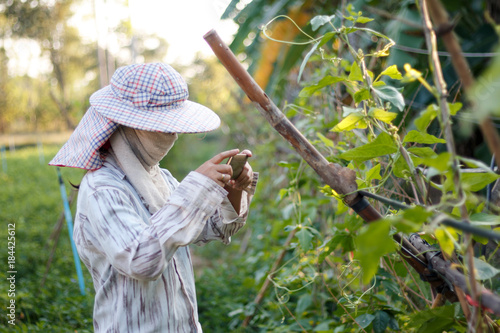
top-left (231, 4), bottom-right (500, 332)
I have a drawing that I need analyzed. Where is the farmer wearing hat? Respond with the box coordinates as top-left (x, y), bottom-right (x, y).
top-left (50, 63), bottom-right (258, 332)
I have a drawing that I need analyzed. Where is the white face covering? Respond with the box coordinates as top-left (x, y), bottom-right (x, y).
top-left (109, 127), bottom-right (178, 214)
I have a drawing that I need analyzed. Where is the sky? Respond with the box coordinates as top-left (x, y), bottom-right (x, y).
top-left (6, 0), bottom-right (243, 77)
top-left (128, 0), bottom-right (239, 64)
top-left (82, 0), bottom-right (241, 65)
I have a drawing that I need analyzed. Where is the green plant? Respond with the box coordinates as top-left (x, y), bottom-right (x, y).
top-left (213, 3), bottom-right (500, 332)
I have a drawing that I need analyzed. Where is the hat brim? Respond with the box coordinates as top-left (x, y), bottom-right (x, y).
top-left (90, 85), bottom-right (221, 134)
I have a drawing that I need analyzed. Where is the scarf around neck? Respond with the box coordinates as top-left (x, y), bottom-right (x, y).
top-left (109, 126), bottom-right (178, 214)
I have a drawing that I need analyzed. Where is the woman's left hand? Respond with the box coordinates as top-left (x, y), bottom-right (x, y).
top-left (226, 149), bottom-right (253, 191)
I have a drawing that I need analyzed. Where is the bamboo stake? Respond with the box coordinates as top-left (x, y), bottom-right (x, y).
top-left (409, 234), bottom-right (500, 315)
top-left (204, 30), bottom-right (360, 206)
top-left (426, 0), bottom-right (500, 172)
top-left (419, 1), bottom-right (491, 328)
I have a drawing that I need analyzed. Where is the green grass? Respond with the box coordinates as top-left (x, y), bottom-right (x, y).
top-left (0, 145), bottom-right (94, 332)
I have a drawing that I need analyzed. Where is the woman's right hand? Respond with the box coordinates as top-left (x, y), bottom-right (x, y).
top-left (195, 149), bottom-right (240, 187)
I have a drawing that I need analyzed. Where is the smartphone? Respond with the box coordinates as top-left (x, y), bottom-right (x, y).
top-left (227, 154), bottom-right (248, 179)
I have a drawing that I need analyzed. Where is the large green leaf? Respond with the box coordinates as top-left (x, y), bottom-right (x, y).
top-left (461, 171), bottom-right (500, 192)
top-left (340, 132), bottom-right (398, 162)
top-left (470, 213), bottom-right (500, 226)
top-left (331, 112), bottom-right (367, 132)
top-left (419, 152), bottom-right (451, 172)
top-left (373, 310), bottom-right (390, 333)
top-left (354, 88), bottom-right (371, 103)
top-left (369, 108), bottom-right (397, 124)
top-left (473, 257), bottom-right (500, 280)
top-left (372, 86), bottom-right (405, 111)
top-left (355, 313), bottom-right (375, 329)
top-left (415, 104), bottom-right (438, 131)
top-left (379, 65), bottom-right (403, 80)
top-left (403, 130), bottom-right (446, 144)
top-left (299, 75), bottom-right (345, 97)
top-left (355, 220), bottom-right (396, 284)
top-left (435, 227), bottom-right (458, 258)
top-left (389, 206), bottom-right (432, 234)
top-left (409, 305), bottom-right (456, 333)
top-left (310, 15), bottom-right (335, 31)
top-left (297, 228), bottom-right (314, 251)
top-left (348, 61), bottom-right (363, 82)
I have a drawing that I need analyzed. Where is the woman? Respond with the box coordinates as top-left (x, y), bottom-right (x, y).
top-left (50, 63), bottom-right (257, 332)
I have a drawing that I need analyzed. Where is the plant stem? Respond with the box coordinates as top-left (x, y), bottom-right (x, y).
top-left (418, 0), bottom-right (479, 330)
top-left (426, 0), bottom-right (500, 171)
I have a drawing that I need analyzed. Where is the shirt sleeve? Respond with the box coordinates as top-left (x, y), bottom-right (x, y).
top-left (85, 171), bottom-right (227, 281)
top-left (194, 172), bottom-right (259, 245)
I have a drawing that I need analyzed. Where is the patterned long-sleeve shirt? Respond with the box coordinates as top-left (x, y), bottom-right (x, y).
top-left (73, 157), bottom-right (256, 332)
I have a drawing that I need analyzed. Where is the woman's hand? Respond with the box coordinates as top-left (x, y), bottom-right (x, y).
top-left (225, 149), bottom-right (253, 191)
top-left (195, 149), bottom-right (239, 187)
top-left (195, 149), bottom-right (254, 189)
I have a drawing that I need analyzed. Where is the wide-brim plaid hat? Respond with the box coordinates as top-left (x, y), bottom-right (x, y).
top-left (49, 63), bottom-right (220, 170)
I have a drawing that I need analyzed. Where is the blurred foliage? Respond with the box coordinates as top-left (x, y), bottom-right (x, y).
top-left (0, 0), bottom-right (168, 134)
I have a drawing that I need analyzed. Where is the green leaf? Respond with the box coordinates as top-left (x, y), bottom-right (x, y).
top-left (461, 171), bottom-right (500, 192)
top-left (296, 293), bottom-right (313, 314)
top-left (372, 86), bottom-right (405, 111)
top-left (389, 206), bottom-right (432, 234)
top-left (435, 227), bottom-right (458, 258)
top-left (419, 152), bottom-right (451, 172)
top-left (449, 102), bottom-right (462, 115)
top-left (379, 65), bottom-right (402, 80)
top-left (342, 106), bottom-right (362, 116)
top-left (369, 108), bottom-right (397, 124)
top-left (297, 228), bottom-right (313, 251)
top-left (298, 41), bottom-right (319, 82)
top-left (332, 112), bottom-right (367, 132)
top-left (340, 132), bottom-right (398, 162)
top-left (354, 88), bottom-right (371, 103)
top-left (373, 310), bottom-right (390, 333)
top-left (355, 313), bottom-right (375, 329)
top-left (278, 160), bottom-right (300, 169)
top-left (415, 104), bottom-right (439, 131)
top-left (409, 305), bottom-right (456, 333)
top-left (366, 163), bottom-right (382, 182)
top-left (355, 16), bottom-right (374, 24)
top-left (316, 132), bottom-right (334, 148)
top-left (473, 257), bottom-right (500, 280)
top-left (408, 147), bottom-right (438, 166)
top-left (360, 163), bottom-right (382, 189)
top-left (470, 213), bottom-right (500, 226)
top-left (407, 147), bottom-right (437, 158)
top-left (392, 153), bottom-right (410, 179)
top-left (299, 75), bottom-right (345, 97)
top-left (403, 130), bottom-right (446, 144)
top-left (459, 156), bottom-right (494, 171)
top-left (310, 15), bottom-right (335, 31)
top-left (318, 31), bottom-right (338, 47)
top-left (356, 220), bottom-right (396, 284)
top-left (356, 17), bottom-right (373, 24)
top-left (348, 61), bottom-right (363, 82)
